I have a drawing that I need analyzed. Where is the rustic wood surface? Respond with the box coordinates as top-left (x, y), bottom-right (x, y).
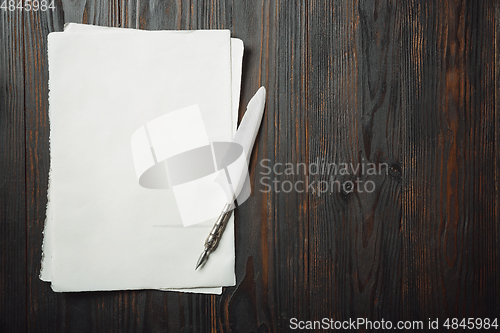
top-left (1, 0), bottom-right (498, 332)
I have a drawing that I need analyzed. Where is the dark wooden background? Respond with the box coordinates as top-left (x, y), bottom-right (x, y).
top-left (1, 0), bottom-right (499, 332)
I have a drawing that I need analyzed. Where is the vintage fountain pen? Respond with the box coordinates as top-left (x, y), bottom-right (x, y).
top-left (195, 87), bottom-right (266, 270)
top-left (195, 203), bottom-right (234, 270)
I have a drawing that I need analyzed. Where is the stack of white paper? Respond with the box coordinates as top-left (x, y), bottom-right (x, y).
top-left (41, 23), bottom-right (244, 294)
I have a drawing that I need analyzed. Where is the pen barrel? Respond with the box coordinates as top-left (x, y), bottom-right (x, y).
top-left (204, 204), bottom-right (233, 251)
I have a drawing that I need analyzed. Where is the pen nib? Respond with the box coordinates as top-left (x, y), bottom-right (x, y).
top-left (195, 249), bottom-right (210, 270)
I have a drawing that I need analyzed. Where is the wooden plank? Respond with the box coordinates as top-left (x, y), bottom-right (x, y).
top-left (497, 0), bottom-right (500, 325)
top-left (305, 0), bottom-right (404, 323)
top-left (402, 0), bottom-right (498, 321)
top-left (24, 5), bottom-right (62, 332)
top-left (492, 1), bottom-right (500, 324)
top-left (223, 0), bottom-right (279, 331)
top-left (0, 8), bottom-right (27, 333)
top-left (267, 1), bottom-right (312, 329)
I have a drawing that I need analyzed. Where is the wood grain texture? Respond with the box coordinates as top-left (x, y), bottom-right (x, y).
top-left (223, 0), bottom-right (277, 331)
top-left (306, 0), bottom-right (404, 323)
top-left (402, 0), bottom-right (498, 321)
top-left (0, 8), bottom-right (27, 333)
top-left (0, 0), bottom-right (498, 332)
top-left (24, 6), bottom-right (55, 333)
top-left (497, 1), bottom-right (500, 327)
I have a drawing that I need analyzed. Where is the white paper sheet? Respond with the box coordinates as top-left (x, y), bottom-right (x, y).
top-left (41, 24), bottom-right (244, 293)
